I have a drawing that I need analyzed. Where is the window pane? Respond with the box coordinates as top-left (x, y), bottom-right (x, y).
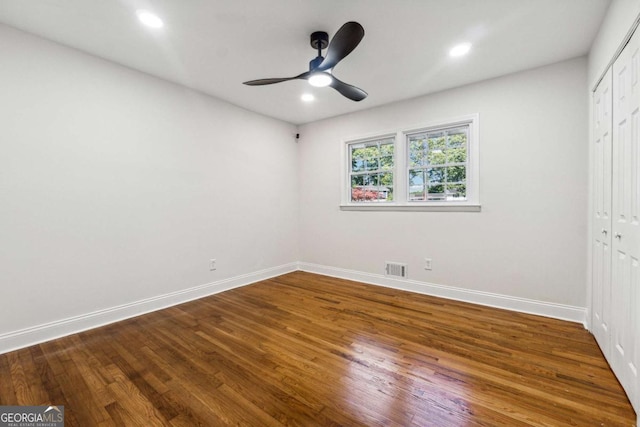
top-left (380, 172), bottom-right (393, 187)
top-left (409, 189), bottom-right (425, 201)
top-left (351, 140), bottom-right (395, 174)
top-left (351, 187), bottom-right (370, 202)
top-left (384, 186), bottom-right (394, 201)
top-left (352, 158), bottom-right (365, 172)
top-left (351, 175), bottom-right (364, 186)
top-left (351, 175), bottom-right (370, 202)
top-left (409, 169), bottom-right (424, 186)
top-left (374, 188), bottom-right (388, 201)
top-left (447, 128), bottom-right (467, 148)
top-left (427, 184), bottom-right (445, 201)
top-left (408, 137), bottom-right (427, 167)
top-left (380, 156), bottom-right (393, 171)
top-left (380, 142), bottom-right (394, 172)
top-left (380, 142), bottom-right (394, 157)
top-left (351, 175), bottom-right (364, 202)
top-left (446, 128), bottom-right (467, 163)
top-left (364, 174), bottom-right (379, 186)
top-left (351, 146), bottom-right (367, 172)
top-left (427, 132), bottom-right (446, 165)
top-left (447, 183), bottom-right (467, 201)
top-left (363, 144), bottom-right (380, 159)
top-left (446, 145), bottom-right (467, 164)
top-left (380, 172), bottom-right (393, 201)
top-left (355, 143), bottom-right (379, 172)
top-left (446, 166), bottom-right (466, 183)
top-left (427, 150), bottom-right (446, 165)
top-left (427, 167), bottom-right (444, 185)
top-left (365, 158), bottom-right (379, 170)
top-left (351, 179), bottom-right (389, 203)
top-left (409, 170), bottom-right (425, 201)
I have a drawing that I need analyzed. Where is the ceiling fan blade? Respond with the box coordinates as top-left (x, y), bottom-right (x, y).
top-left (243, 72), bottom-right (309, 86)
top-left (316, 22), bottom-right (364, 71)
top-left (329, 76), bottom-right (367, 102)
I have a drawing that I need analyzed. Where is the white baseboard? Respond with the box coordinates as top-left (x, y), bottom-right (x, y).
top-left (0, 263), bottom-right (298, 355)
top-left (0, 261), bottom-right (588, 355)
top-left (298, 262), bottom-right (587, 325)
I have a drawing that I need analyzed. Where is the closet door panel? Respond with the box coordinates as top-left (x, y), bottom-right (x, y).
top-left (592, 67), bottom-right (613, 359)
top-left (611, 26), bottom-right (640, 411)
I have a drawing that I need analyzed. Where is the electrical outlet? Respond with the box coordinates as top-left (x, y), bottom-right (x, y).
top-left (424, 258), bottom-right (432, 270)
top-left (210, 259), bottom-right (217, 271)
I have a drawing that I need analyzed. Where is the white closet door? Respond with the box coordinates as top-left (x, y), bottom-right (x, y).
top-left (611, 26), bottom-right (640, 411)
top-left (592, 67), bottom-right (613, 360)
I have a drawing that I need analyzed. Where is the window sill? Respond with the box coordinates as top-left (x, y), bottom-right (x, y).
top-left (339, 203), bottom-right (481, 212)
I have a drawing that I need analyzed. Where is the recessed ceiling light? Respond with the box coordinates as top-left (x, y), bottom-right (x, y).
top-left (308, 72), bottom-right (332, 88)
top-left (136, 10), bottom-right (164, 29)
top-left (449, 43), bottom-right (472, 57)
top-left (301, 93), bottom-right (315, 102)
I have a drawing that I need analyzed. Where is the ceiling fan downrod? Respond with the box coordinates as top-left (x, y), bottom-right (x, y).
top-left (309, 31), bottom-right (328, 71)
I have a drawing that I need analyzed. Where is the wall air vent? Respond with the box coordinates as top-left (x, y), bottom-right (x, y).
top-left (385, 262), bottom-right (408, 278)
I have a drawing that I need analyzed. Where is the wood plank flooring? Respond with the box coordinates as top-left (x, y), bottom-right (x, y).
top-left (0, 271), bottom-right (636, 426)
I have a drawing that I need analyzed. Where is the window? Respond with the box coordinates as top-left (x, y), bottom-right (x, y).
top-left (348, 137), bottom-right (395, 203)
top-left (342, 114), bottom-right (479, 211)
top-left (407, 126), bottom-right (468, 202)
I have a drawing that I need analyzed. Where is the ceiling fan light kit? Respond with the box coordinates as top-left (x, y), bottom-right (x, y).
top-left (243, 22), bottom-right (368, 101)
top-left (308, 72), bottom-right (332, 87)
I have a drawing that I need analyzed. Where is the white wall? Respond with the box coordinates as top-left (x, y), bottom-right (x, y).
top-left (298, 57), bottom-right (588, 307)
top-left (0, 24), bottom-right (298, 340)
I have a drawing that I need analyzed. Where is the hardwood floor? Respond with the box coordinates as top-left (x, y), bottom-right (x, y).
top-left (0, 271), bottom-right (636, 426)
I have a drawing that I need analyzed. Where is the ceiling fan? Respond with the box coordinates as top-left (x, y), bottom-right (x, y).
top-left (243, 22), bottom-right (367, 102)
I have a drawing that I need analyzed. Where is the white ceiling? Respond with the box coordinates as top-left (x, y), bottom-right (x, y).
top-left (0, 0), bottom-right (610, 125)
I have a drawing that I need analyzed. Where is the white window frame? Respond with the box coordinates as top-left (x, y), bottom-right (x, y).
top-left (345, 134), bottom-right (397, 204)
top-left (341, 114), bottom-right (480, 212)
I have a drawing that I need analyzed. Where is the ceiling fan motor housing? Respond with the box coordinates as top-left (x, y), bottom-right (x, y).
top-left (310, 31), bottom-right (328, 50)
